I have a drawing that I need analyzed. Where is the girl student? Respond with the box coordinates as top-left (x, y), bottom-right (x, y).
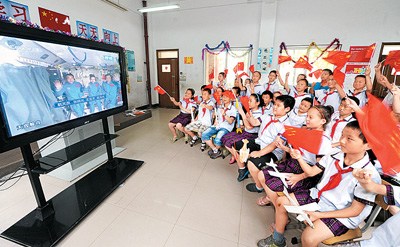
top-left (258, 105), bottom-right (333, 205)
top-left (212, 72), bottom-right (226, 90)
top-left (221, 93), bottom-right (264, 164)
top-left (168, 88), bottom-right (196, 142)
top-left (246, 71), bottom-right (265, 96)
top-left (257, 121), bottom-right (381, 247)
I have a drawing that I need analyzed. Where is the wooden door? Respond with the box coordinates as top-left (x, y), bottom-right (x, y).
top-left (157, 50), bottom-right (179, 108)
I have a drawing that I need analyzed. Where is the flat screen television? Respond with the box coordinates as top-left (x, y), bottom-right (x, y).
top-left (0, 21), bottom-right (128, 153)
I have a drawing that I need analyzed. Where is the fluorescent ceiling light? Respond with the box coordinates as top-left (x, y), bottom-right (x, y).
top-left (138, 4), bottom-right (180, 13)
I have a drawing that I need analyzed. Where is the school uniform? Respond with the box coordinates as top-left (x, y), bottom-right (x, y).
top-left (292, 152), bottom-right (380, 237)
top-left (169, 99), bottom-right (197, 126)
top-left (288, 108), bottom-right (307, 127)
top-left (327, 112), bottom-right (356, 143)
top-left (201, 103), bottom-right (237, 147)
top-left (288, 85), bottom-right (312, 109)
top-left (347, 89), bottom-right (368, 108)
top-left (263, 133), bottom-right (332, 193)
top-left (265, 80), bottom-right (280, 93)
top-left (221, 107), bottom-right (262, 148)
top-left (261, 102), bottom-right (273, 115)
top-left (185, 99), bottom-right (215, 133)
top-left (245, 83), bottom-right (265, 97)
top-left (315, 89), bottom-right (341, 111)
top-left (212, 80), bottom-right (226, 90)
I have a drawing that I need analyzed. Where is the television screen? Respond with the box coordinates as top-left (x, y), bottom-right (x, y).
top-left (0, 22), bottom-right (127, 152)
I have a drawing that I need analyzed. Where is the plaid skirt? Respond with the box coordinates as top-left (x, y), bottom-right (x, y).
top-left (221, 131), bottom-right (257, 148)
top-left (263, 158), bottom-right (322, 193)
top-left (170, 112), bottom-right (192, 126)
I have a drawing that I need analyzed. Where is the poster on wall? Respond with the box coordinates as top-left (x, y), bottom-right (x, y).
top-left (76, 20), bottom-right (98, 40)
top-left (126, 50), bottom-right (135, 71)
top-left (38, 7), bottom-right (71, 33)
top-left (184, 56), bottom-right (193, 64)
top-left (257, 48), bottom-right (272, 74)
top-left (0, 0), bottom-right (30, 22)
top-left (102, 29), bottom-right (119, 45)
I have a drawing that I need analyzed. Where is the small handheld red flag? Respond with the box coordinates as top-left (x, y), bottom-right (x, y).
top-left (238, 72), bottom-right (249, 78)
top-left (204, 84), bottom-right (213, 90)
top-left (333, 68), bottom-right (345, 87)
top-left (282, 126), bottom-right (324, 154)
top-left (356, 93), bottom-right (400, 175)
top-left (154, 85), bottom-right (166, 95)
top-left (194, 96), bottom-right (199, 102)
top-left (309, 69), bottom-right (323, 79)
top-left (240, 96), bottom-right (250, 112)
top-left (224, 69), bottom-right (229, 76)
top-left (384, 50), bottom-right (400, 67)
top-left (213, 92), bottom-right (221, 105)
top-left (364, 43), bottom-right (376, 60)
top-left (208, 68), bottom-right (215, 80)
top-left (293, 57), bottom-right (313, 71)
top-left (249, 64), bottom-right (255, 73)
top-left (278, 55), bottom-right (292, 64)
top-left (233, 62), bottom-right (244, 74)
top-left (323, 51), bottom-right (351, 68)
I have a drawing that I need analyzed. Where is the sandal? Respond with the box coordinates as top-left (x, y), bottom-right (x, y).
top-left (229, 156), bottom-right (236, 165)
top-left (256, 195), bottom-right (271, 206)
top-left (189, 138), bottom-right (198, 147)
top-left (200, 142), bottom-right (206, 152)
top-left (171, 136), bottom-right (178, 143)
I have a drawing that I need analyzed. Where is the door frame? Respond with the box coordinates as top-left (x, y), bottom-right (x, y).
top-left (156, 49), bottom-right (180, 108)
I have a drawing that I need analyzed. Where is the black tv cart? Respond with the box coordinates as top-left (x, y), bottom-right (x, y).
top-left (0, 118), bottom-right (143, 247)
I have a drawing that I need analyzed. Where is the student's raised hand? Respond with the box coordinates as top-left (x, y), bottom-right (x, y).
top-left (374, 62), bottom-right (382, 73)
top-left (170, 97), bottom-right (175, 102)
top-left (379, 75), bottom-right (391, 86)
top-left (345, 97), bottom-right (362, 114)
top-left (365, 66), bottom-right (371, 77)
top-left (289, 148), bottom-right (302, 160)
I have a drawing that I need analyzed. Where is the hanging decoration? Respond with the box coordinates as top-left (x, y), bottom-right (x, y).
top-left (279, 38), bottom-right (341, 65)
top-left (202, 41), bottom-right (252, 60)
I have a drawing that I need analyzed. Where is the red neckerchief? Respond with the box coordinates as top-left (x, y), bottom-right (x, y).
top-left (201, 100), bottom-right (209, 117)
top-left (261, 116), bottom-right (278, 135)
top-left (322, 90), bottom-right (335, 104)
top-left (318, 160), bottom-right (353, 198)
top-left (330, 119), bottom-right (345, 139)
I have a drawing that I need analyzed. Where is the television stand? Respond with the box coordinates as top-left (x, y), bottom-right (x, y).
top-left (0, 118), bottom-right (143, 247)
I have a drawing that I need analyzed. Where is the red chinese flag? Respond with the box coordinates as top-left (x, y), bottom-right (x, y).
top-left (333, 68), bottom-right (345, 87)
top-left (364, 43), bottom-right (376, 60)
top-left (233, 64), bottom-right (239, 74)
top-left (213, 92), bottom-right (221, 105)
top-left (278, 55), bottom-right (292, 64)
top-left (238, 72), bottom-right (249, 78)
top-left (38, 7), bottom-right (71, 33)
top-left (282, 126), bottom-right (324, 154)
top-left (249, 64), bottom-right (255, 73)
top-left (204, 83), bottom-right (213, 90)
top-left (240, 96), bottom-right (250, 112)
top-left (194, 96), bottom-right (199, 102)
top-left (323, 51), bottom-right (351, 68)
top-left (154, 85), bottom-right (166, 95)
top-left (356, 93), bottom-right (400, 175)
top-left (224, 69), bottom-right (229, 76)
top-left (293, 57), bottom-right (313, 71)
top-left (208, 68), bottom-right (215, 80)
top-left (309, 69), bottom-right (323, 79)
top-left (384, 50), bottom-right (400, 67)
top-left (393, 61), bottom-right (400, 73)
top-left (313, 97), bottom-right (320, 106)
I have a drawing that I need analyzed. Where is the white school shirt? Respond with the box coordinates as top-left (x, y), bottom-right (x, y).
top-left (255, 114), bottom-right (291, 160)
top-left (246, 83), bottom-right (265, 97)
top-left (315, 89), bottom-right (341, 111)
top-left (360, 212), bottom-right (400, 247)
top-left (264, 80), bottom-right (280, 93)
top-left (261, 103), bottom-right (273, 116)
top-left (179, 99), bottom-right (197, 114)
top-left (245, 107), bottom-right (262, 134)
top-left (298, 133), bottom-right (332, 165)
top-left (288, 108), bottom-right (307, 127)
top-left (197, 99), bottom-right (215, 126)
top-left (347, 89), bottom-right (368, 108)
top-left (288, 85), bottom-right (312, 109)
top-left (327, 112), bottom-right (356, 143)
top-left (212, 80), bottom-right (226, 89)
top-left (310, 152), bottom-right (381, 229)
top-left (216, 103), bottom-right (237, 132)
top-left (382, 86), bottom-right (400, 107)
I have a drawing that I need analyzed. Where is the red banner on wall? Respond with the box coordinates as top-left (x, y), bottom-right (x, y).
top-left (38, 7), bottom-right (71, 33)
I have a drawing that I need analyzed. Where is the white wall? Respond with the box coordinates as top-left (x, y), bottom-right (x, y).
top-left (16, 0), bottom-right (148, 107)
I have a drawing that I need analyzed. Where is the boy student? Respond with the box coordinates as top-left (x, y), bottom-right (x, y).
top-left (202, 90), bottom-right (237, 159)
top-left (246, 71), bottom-right (265, 96)
top-left (184, 88), bottom-right (215, 147)
top-left (261, 90), bottom-right (274, 115)
top-left (256, 121), bottom-right (381, 247)
top-left (234, 95), bottom-right (295, 186)
top-left (346, 66), bottom-right (373, 108)
top-left (310, 68), bottom-right (333, 95)
top-left (264, 70), bottom-right (280, 93)
top-left (314, 76), bottom-right (343, 111)
top-left (288, 97), bottom-right (312, 127)
top-left (281, 75), bottom-right (311, 109)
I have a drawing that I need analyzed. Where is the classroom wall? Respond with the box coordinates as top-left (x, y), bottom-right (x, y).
top-left (14, 0), bottom-right (148, 107)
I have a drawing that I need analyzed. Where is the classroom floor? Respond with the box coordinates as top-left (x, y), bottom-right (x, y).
top-left (0, 108), bottom-right (306, 247)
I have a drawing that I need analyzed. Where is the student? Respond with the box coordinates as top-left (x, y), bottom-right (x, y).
top-left (234, 95), bottom-right (295, 186)
top-left (54, 73), bottom-right (85, 117)
top-left (264, 70), bottom-right (280, 93)
top-left (283, 77), bottom-right (312, 109)
top-left (246, 71), bottom-right (265, 96)
top-left (234, 77), bottom-right (247, 96)
top-left (202, 91), bottom-right (237, 159)
top-left (168, 88), bottom-right (196, 142)
top-left (184, 88), bottom-right (215, 147)
top-left (212, 72), bottom-right (226, 90)
top-left (232, 86), bottom-right (241, 99)
top-left (222, 93), bottom-right (263, 164)
top-left (346, 67), bottom-right (372, 108)
top-left (327, 96), bottom-right (359, 147)
top-left (261, 90), bottom-right (274, 115)
top-left (310, 69), bottom-right (332, 95)
top-left (103, 74), bottom-right (119, 109)
top-left (272, 91), bottom-right (282, 104)
top-left (257, 121), bottom-right (381, 247)
top-left (314, 76), bottom-right (343, 111)
top-left (212, 86), bottom-right (224, 107)
top-left (288, 97), bottom-right (313, 127)
top-left (86, 74), bottom-right (103, 113)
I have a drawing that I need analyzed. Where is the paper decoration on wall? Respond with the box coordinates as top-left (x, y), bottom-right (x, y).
top-left (102, 28), bottom-right (119, 45)
top-left (76, 20), bottom-right (98, 40)
top-left (38, 7), bottom-right (71, 33)
top-left (126, 50), bottom-right (135, 71)
top-left (162, 64), bottom-right (171, 73)
top-left (184, 56), bottom-right (193, 64)
top-left (257, 48), bottom-right (271, 72)
top-left (0, 0), bottom-right (30, 22)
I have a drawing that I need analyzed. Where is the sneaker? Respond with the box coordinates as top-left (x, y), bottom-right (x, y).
top-left (189, 138), bottom-right (198, 147)
top-left (208, 149), bottom-right (214, 156)
top-left (237, 168), bottom-right (249, 182)
top-left (246, 183), bottom-right (264, 193)
top-left (210, 150), bottom-right (223, 159)
top-left (200, 143), bottom-right (206, 152)
top-left (257, 235), bottom-right (286, 247)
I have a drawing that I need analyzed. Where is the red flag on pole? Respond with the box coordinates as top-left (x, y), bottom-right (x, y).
top-left (240, 96), bottom-right (250, 112)
top-left (208, 68), bottom-right (215, 80)
top-left (233, 62), bottom-right (244, 74)
top-left (282, 126), bottom-right (324, 154)
top-left (278, 55), bottom-right (292, 64)
top-left (38, 7), bottom-right (71, 33)
top-left (364, 43), bottom-right (376, 60)
top-left (249, 64), bottom-right (255, 73)
top-left (213, 92), bottom-right (221, 105)
top-left (323, 51), bottom-right (351, 68)
top-left (224, 69), bottom-right (229, 76)
top-left (293, 57), bottom-right (313, 71)
top-left (154, 85), bottom-right (166, 95)
top-left (309, 69), bottom-right (323, 79)
top-left (238, 72), bottom-right (249, 78)
top-left (204, 84), bottom-right (213, 90)
top-left (333, 68), bottom-right (345, 87)
top-left (384, 50), bottom-right (400, 67)
top-left (356, 93), bottom-right (400, 175)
